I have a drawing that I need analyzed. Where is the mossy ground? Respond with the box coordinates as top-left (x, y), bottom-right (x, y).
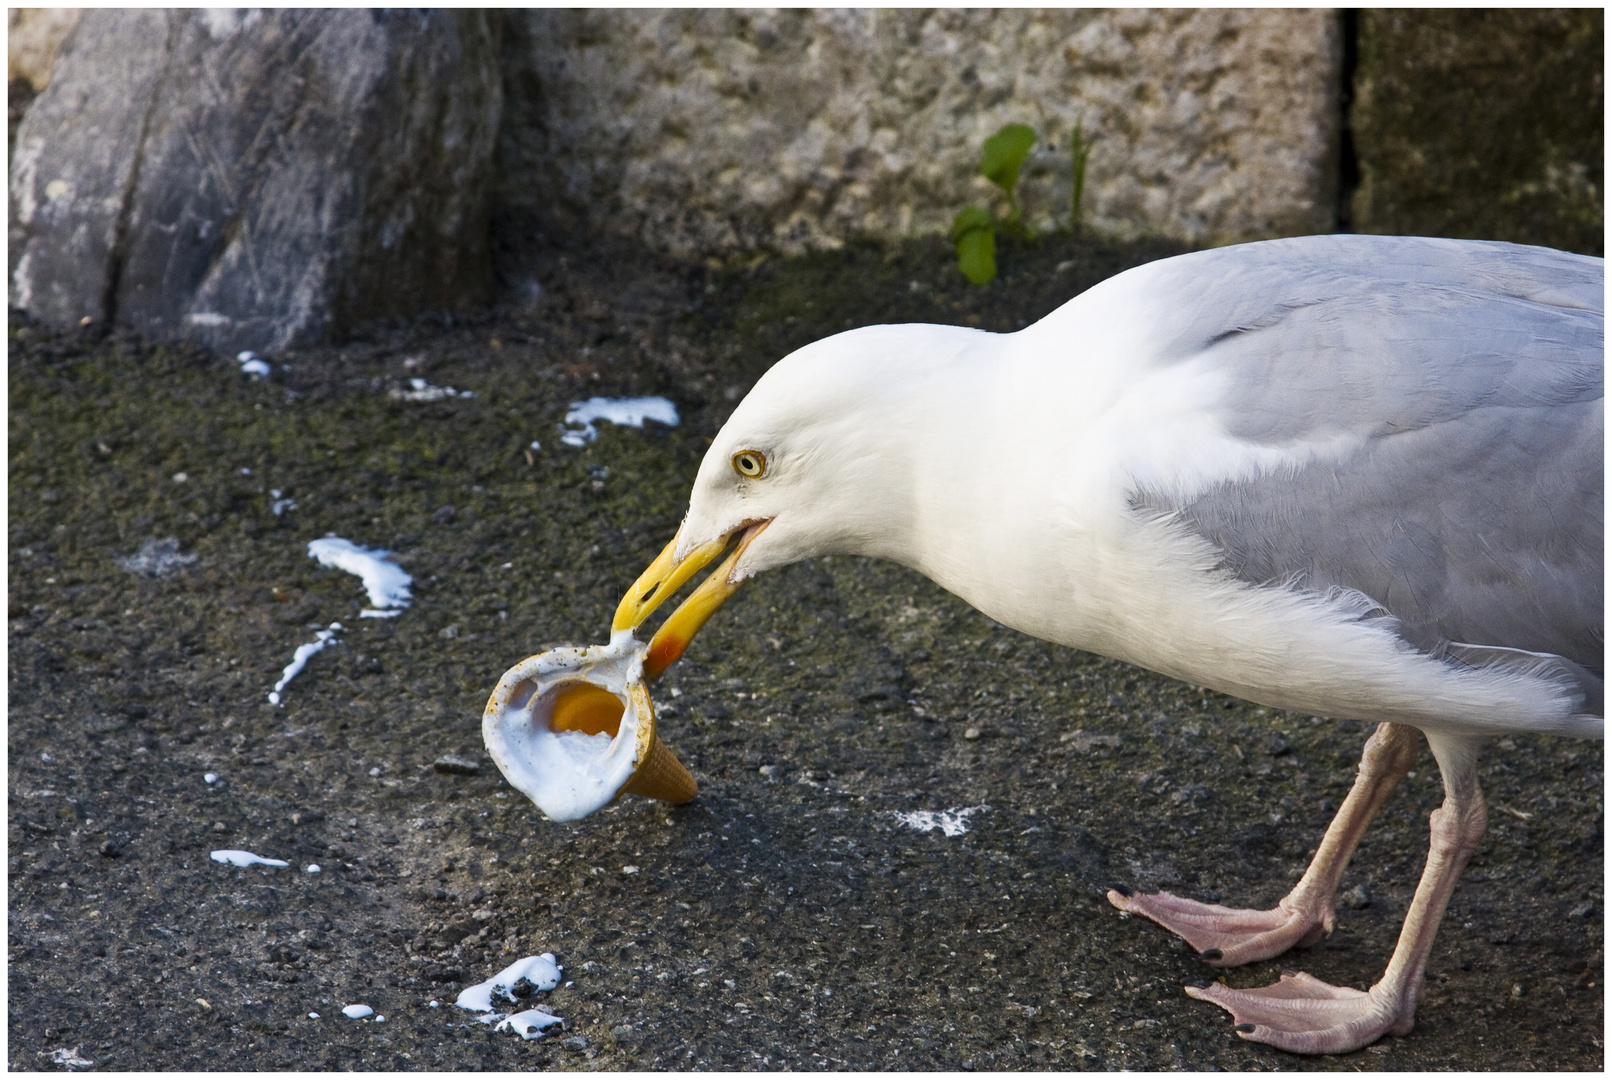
top-left (8, 230), bottom-right (1603, 1070)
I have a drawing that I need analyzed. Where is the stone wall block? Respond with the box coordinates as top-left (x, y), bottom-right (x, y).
top-left (498, 9), bottom-right (1343, 257)
top-left (10, 8), bottom-right (503, 353)
top-left (1350, 9), bottom-right (1602, 256)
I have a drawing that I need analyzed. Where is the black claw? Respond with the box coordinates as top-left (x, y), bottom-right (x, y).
top-left (1199, 948), bottom-right (1223, 961)
top-left (1110, 885), bottom-right (1133, 898)
top-left (1234, 1024), bottom-right (1257, 1033)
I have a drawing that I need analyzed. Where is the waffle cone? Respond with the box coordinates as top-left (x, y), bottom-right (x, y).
top-left (620, 733), bottom-right (698, 804)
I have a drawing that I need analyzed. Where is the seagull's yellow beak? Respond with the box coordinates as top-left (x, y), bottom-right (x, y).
top-left (613, 520), bottom-right (771, 681)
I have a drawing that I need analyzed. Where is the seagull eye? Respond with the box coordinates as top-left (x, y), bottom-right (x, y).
top-left (731, 450), bottom-right (767, 479)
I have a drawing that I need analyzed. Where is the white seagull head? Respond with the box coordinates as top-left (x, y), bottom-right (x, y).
top-left (611, 322), bottom-right (990, 677)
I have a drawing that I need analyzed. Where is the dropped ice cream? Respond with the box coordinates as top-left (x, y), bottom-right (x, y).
top-left (307, 537), bottom-right (412, 617)
top-left (390, 377), bottom-right (476, 402)
top-left (237, 351), bottom-right (271, 377)
top-left (342, 1004), bottom-right (374, 1019)
top-left (116, 537), bottom-right (198, 578)
top-left (47, 1047), bottom-right (93, 1070)
top-left (560, 396), bottom-right (679, 447)
top-left (893, 806), bottom-right (987, 837)
top-left (456, 953), bottom-right (563, 1012)
top-left (211, 849), bottom-right (290, 868)
top-left (497, 1009), bottom-right (564, 1041)
top-left (269, 625), bottom-right (341, 705)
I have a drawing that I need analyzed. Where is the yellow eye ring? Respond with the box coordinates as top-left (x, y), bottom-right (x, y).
top-left (731, 450), bottom-right (767, 479)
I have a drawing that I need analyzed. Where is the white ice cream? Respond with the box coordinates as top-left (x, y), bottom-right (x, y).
top-left (560, 396), bottom-right (679, 447)
top-left (455, 953), bottom-right (563, 1012)
top-left (893, 806), bottom-right (987, 837)
top-left (211, 850), bottom-right (290, 868)
top-left (307, 537), bottom-right (412, 616)
top-left (482, 633), bottom-right (653, 822)
top-left (497, 1009), bottom-right (564, 1040)
top-left (268, 625), bottom-right (340, 705)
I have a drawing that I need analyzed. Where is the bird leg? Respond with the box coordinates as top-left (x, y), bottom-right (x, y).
top-left (1187, 732), bottom-right (1488, 1054)
top-left (1108, 722), bottom-right (1420, 966)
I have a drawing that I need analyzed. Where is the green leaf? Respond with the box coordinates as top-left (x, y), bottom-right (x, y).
top-left (1070, 119), bottom-right (1093, 230)
top-left (956, 227), bottom-right (997, 285)
top-left (950, 205), bottom-right (994, 245)
top-left (980, 123), bottom-right (1036, 197)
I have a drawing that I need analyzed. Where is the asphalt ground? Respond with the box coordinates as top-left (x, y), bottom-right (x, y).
top-left (8, 230), bottom-right (1603, 1070)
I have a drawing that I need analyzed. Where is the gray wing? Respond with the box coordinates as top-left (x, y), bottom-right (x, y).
top-left (1129, 236), bottom-right (1604, 679)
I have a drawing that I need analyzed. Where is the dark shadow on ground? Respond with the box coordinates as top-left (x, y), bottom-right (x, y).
top-left (8, 230), bottom-right (1603, 1070)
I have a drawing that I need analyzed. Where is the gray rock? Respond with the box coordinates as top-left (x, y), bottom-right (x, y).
top-left (7, 8), bottom-right (82, 93)
top-left (1342, 883), bottom-right (1371, 909)
top-left (10, 9), bottom-right (502, 354)
top-left (432, 754), bottom-right (482, 776)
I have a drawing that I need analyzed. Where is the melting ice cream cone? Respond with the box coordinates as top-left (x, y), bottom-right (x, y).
top-left (482, 631), bottom-right (695, 821)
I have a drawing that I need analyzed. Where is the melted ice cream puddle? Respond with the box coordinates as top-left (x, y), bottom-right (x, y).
top-left (559, 396), bottom-right (679, 447)
top-left (307, 537), bottom-right (412, 617)
top-left (268, 624), bottom-right (342, 705)
top-left (893, 806), bottom-right (987, 837)
top-left (211, 850), bottom-right (290, 868)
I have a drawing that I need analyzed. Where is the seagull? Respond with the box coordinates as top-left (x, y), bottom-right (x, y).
top-left (611, 234), bottom-right (1603, 1055)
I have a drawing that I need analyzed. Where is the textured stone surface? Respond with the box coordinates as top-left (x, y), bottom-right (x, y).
top-left (9, 8), bottom-right (502, 353)
top-left (6, 7), bottom-right (82, 91)
top-left (498, 9), bottom-right (1343, 256)
top-left (1350, 9), bottom-right (1603, 256)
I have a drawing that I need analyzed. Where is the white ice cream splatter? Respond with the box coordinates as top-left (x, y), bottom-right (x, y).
top-left (117, 537), bottom-right (198, 578)
top-left (455, 953), bottom-right (563, 1013)
top-left (204, 772), bottom-right (218, 784)
top-left (237, 351), bottom-right (271, 377)
top-left (211, 849), bottom-right (290, 868)
top-left (307, 537), bottom-right (412, 617)
top-left (47, 1047), bottom-right (93, 1070)
top-left (268, 625), bottom-right (340, 705)
top-left (391, 377), bottom-right (475, 402)
top-left (496, 1009), bottom-right (564, 1041)
top-left (306, 864), bottom-right (322, 874)
top-left (559, 396), bottom-right (679, 447)
top-left (342, 1004), bottom-right (373, 1019)
top-left (892, 806), bottom-right (987, 837)
top-left (269, 489), bottom-right (297, 517)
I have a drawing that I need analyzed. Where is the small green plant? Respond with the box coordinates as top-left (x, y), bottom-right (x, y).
top-left (1069, 118), bottom-right (1093, 232)
top-left (950, 123), bottom-right (1037, 285)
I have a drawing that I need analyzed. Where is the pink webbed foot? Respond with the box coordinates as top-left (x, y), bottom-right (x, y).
top-left (1186, 972), bottom-right (1410, 1055)
top-left (1106, 887), bottom-right (1329, 967)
